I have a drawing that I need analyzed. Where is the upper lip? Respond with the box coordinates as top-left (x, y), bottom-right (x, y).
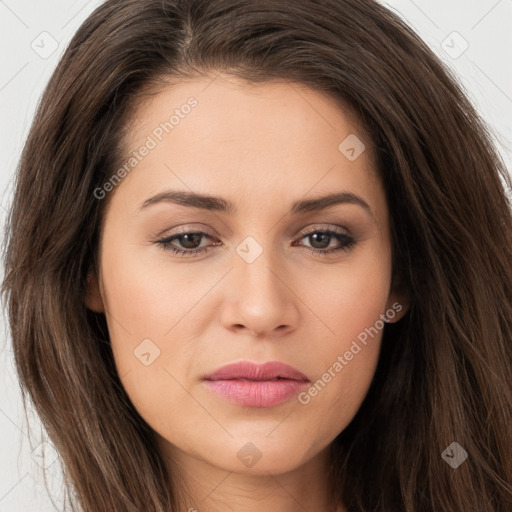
top-left (203, 361), bottom-right (309, 382)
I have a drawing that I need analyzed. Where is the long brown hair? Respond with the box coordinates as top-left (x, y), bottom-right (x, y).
top-left (2, 0), bottom-right (512, 510)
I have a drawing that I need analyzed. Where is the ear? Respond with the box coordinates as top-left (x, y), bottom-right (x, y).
top-left (85, 270), bottom-right (105, 313)
top-left (384, 272), bottom-right (410, 323)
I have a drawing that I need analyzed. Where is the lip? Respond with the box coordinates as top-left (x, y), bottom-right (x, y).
top-left (202, 361), bottom-right (310, 408)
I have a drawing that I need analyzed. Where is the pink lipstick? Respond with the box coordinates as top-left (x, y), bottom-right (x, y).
top-left (202, 361), bottom-right (309, 407)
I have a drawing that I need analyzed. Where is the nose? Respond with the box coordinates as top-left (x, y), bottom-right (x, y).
top-left (219, 242), bottom-right (300, 338)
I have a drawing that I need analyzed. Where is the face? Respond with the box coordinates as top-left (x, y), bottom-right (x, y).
top-left (87, 74), bottom-right (408, 478)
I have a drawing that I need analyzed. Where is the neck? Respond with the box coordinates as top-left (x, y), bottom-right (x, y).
top-left (158, 438), bottom-right (345, 512)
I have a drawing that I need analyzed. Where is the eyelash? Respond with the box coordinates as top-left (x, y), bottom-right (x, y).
top-left (154, 228), bottom-right (357, 257)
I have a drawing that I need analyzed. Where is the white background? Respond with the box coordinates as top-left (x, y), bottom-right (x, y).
top-left (1, 0), bottom-right (511, 510)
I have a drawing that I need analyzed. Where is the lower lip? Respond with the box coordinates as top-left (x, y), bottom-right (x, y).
top-left (203, 379), bottom-right (309, 407)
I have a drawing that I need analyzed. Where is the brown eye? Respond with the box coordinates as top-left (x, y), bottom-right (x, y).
top-left (297, 229), bottom-right (357, 255)
top-left (156, 231), bottom-right (219, 256)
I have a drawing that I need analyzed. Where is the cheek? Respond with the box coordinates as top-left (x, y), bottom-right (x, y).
top-left (98, 249), bottom-right (203, 428)
top-left (98, 243), bottom-right (222, 409)
top-left (298, 308), bottom-right (385, 447)
top-left (100, 243), bottom-right (211, 337)
top-left (310, 245), bottom-right (392, 341)
top-left (298, 249), bottom-right (391, 427)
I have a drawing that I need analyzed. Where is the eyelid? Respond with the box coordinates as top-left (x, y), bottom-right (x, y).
top-left (156, 224), bottom-right (217, 239)
top-left (299, 224), bottom-right (351, 236)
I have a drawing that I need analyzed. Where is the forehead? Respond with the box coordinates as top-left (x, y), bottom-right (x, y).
top-left (126, 74), bottom-right (371, 159)
top-left (106, 74), bottom-right (386, 225)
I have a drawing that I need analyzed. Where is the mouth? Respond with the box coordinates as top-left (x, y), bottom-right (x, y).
top-left (203, 360), bottom-right (309, 382)
top-left (202, 361), bottom-right (310, 408)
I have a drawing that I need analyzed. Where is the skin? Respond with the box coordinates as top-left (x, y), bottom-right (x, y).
top-left (86, 73), bottom-right (409, 512)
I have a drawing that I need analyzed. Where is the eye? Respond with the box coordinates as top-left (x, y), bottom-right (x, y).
top-left (295, 228), bottom-right (357, 256)
top-left (155, 230), bottom-right (219, 257)
top-left (154, 227), bottom-right (357, 257)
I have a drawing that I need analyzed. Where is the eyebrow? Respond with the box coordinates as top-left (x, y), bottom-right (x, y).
top-left (138, 190), bottom-right (374, 218)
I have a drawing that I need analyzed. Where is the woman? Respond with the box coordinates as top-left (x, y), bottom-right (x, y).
top-left (2, 0), bottom-right (512, 511)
